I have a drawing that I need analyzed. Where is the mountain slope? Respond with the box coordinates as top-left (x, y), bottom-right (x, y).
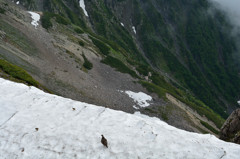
top-left (16, 0), bottom-right (240, 117)
top-left (84, 0), bottom-right (240, 117)
top-left (0, 77), bottom-right (240, 159)
top-left (1, 0), bottom-right (240, 134)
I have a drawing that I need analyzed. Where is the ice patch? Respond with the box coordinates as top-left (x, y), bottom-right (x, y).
top-left (125, 91), bottom-right (152, 108)
top-left (79, 0), bottom-right (89, 17)
top-left (132, 26), bottom-right (136, 34)
top-left (28, 11), bottom-right (40, 29)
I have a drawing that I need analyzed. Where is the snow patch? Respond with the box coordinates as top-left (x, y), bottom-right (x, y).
top-left (79, 0), bottom-right (89, 17)
top-left (0, 78), bottom-right (240, 158)
top-left (121, 22), bottom-right (124, 27)
top-left (16, 1), bottom-right (19, 5)
top-left (132, 26), bottom-right (136, 34)
top-left (28, 11), bottom-right (40, 29)
top-left (125, 91), bottom-right (152, 108)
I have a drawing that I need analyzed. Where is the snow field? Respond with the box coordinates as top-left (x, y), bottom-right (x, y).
top-left (79, 0), bottom-right (89, 17)
top-left (0, 78), bottom-right (240, 159)
top-left (28, 11), bottom-right (40, 29)
top-left (124, 91), bottom-right (152, 108)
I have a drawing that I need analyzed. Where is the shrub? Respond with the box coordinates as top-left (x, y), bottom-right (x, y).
top-left (82, 54), bottom-right (93, 70)
top-left (79, 40), bottom-right (85, 47)
top-left (0, 8), bottom-right (5, 14)
top-left (41, 12), bottom-right (70, 29)
top-left (101, 56), bottom-right (138, 78)
top-left (41, 12), bottom-right (53, 29)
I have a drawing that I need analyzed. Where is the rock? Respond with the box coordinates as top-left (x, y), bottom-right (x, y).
top-left (219, 109), bottom-right (240, 144)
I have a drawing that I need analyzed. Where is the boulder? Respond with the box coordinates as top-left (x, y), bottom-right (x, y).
top-left (219, 109), bottom-right (240, 144)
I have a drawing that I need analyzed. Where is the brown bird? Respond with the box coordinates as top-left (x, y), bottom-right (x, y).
top-left (101, 135), bottom-right (108, 148)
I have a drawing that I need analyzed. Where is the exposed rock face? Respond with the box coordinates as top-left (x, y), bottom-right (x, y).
top-left (220, 109), bottom-right (240, 144)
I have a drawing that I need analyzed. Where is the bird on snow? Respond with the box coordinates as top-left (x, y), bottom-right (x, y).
top-left (101, 135), bottom-right (108, 148)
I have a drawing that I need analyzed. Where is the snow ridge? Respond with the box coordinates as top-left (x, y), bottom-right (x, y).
top-left (0, 78), bottom-right (240, 159)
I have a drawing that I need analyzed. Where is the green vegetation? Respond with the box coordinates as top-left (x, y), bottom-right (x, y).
top-left (55, 14), bottom-right (70, 25)
top-left (140, 81), bottom-right (166, 99)
top-left (74, 27), bottom-right (84, 34)
top-left (145, 107), bottom-right (157, 114)
top-left (78, 40), bottom-right (85, 47)
top-left (42, 0), bottom-right (86, 28)
top-left (41, 12), bottom-right (70, 29)
top-left (41, 12), bottom-right (53, 29)
top-left (0, 59), bottom-right (39, 87)
top-left (139, 72), bottom-right (224, 129)
top-left (90, 37), bottom-right (110, 55)
top-left (101, 56), bottom-right (138, 78)
top-left (200, 120), bottom-right (219, 134)
top-left (82, 54), bottom-right (93, 70)
top-left (175, 94), bottom-right (224, 129)
top-left (0, 7), bottom-right (5, 14)
top-left (136, 64), bottom-right (152, 76)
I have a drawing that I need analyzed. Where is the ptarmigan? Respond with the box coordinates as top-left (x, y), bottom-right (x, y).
top-left (101, 135), bottom-right (108, 148)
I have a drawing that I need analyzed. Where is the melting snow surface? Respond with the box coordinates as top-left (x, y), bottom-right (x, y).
top-left (28, 11), bottom-right (40, 29)
top-left (132, 26), bottom-right (136, 34)
top-left (125, 91), bottom-right (152, 108)
top-left (79, 0), bottom-right (89, 17)
top-left (0, 78), bottom-right (240, 159)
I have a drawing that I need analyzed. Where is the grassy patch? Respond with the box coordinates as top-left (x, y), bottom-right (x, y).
top-left (55, 14), bottom-right (70, 25)
top-left (74, 27), bottom-right (84, 34)
top-left (101, 56), bottom-right (138, 78)
top-left (82, 54), bottom-right (93, 70)
top-left (200, 120), bottom-right (219, 134)
top-left (0, 19), bottom-right (37, 56)
top-left (0, 59), bottom-right (39, 87)
top-left (145, 107), bottom-right (157, 114)
top-left (90, 37), bottom-right (110, 55)
top-left (139, 81), bottom-right (166, 99)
